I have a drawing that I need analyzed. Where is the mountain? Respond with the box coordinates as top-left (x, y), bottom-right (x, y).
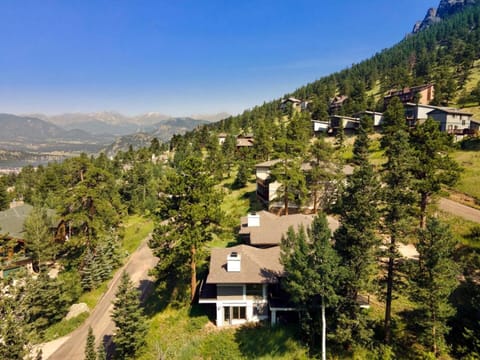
top-left (101, 117), bottom-right (210, 157)
top-left (413, 0), bottom-right (478, 33)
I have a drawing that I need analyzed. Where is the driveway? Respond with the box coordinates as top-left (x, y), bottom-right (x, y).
top-left (439, 198), bottom-right (480, 223)
top-left (45, 236), bottom-right (158, 360)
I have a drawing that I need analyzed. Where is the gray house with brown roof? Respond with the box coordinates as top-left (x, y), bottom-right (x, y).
top-left (199, 211), bottom-right (339, 327)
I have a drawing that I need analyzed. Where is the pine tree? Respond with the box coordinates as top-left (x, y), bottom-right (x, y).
top-left (334, 115), bottom-right (380, 346)
top-left (85, 326), bottom-right (97, 360)
top-left (0, 178), bottom-right (9, 211)
top-left (411, 218), bottom-right (459, 357)
top-left (281, 213), bottom-right (340, 356)
top-left (112, 271), bottom-right (147, 359)
top-left (381, 97), bottom-right (416, 344)
top-left (24, 207), bottom-right (54, 272)
top-left (149, 153), bottom-right (224, 302)
top-left (409, 117), bottom-right (460, 229)
top-left (97, 344), bottom-right (106, 360)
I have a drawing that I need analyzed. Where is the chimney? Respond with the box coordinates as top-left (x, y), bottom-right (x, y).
top-left (227, 252), bottom-right (241, 272)
top-left (247, 212), bottom-right (260, 227)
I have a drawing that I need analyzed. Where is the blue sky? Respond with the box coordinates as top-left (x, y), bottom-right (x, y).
top-left (0, 0), bottom-right (434, 116)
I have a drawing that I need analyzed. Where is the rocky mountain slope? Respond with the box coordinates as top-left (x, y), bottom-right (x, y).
top-left (413, 0), bottom-right (478, 33)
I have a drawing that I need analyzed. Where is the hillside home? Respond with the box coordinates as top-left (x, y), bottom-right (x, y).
top-left (218, 133), bottom-right (228, 145)
top-left (255, 159), bottom-right (354, 212)
top-left (426, 107), bottom-right (474, 134)
top-left (199, 211), bottom-right (339, 327)
top-left (236, 134), bottom-right (254, 149)
top-left (383, 83), bottom-right (435, 107)
top-left (329, 95), bottom-right (349, 113)
top-left (0, 204), bottom-right (61, 278)
top-left (279, 97), bottom-right (302, 112)
top-left (312, 119), bottom-right (329, 133)
top-left (329, 115), bottom-right (360, 133)
top-left (404, 103), bottom-right (442, 127)
top-left (354, 111), bottom-right (384, 128)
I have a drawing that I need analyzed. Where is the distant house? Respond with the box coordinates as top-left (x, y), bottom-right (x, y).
top-left (329, 115), bottom-right (360, 133)
top-left (199, 211), bottom-right (339, 327)
top-left (218, 133), bottom-right (228, 145)
top-left (255, 159), bottom-right (354, 212)
top-left (354, 111), bottom-right (384, 128)
top-left (427, 107), bottom-right (474, 135)
top-left (0, 204), bottom-right (60, 278)
top-left (329, 95), bottom-right (349, 113)
top-left (404, 103), bottom-right (442, 127)
top-left (280, 97), bottom-right (302, 112)
top-left (236, 134), bottom-right (254, 149)
top-left (383, 83), bottom-right (435, 107)
top-left (312, 119), bottom-right (329, 133)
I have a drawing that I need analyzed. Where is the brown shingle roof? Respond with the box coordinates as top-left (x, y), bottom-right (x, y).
top-left (239, 210), bottom-right (339, 246)
top-left (206, 245), bottom-right (282, 284)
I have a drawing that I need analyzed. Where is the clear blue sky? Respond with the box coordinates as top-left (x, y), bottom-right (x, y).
top-left (0, 0), bottom-right (434, 116)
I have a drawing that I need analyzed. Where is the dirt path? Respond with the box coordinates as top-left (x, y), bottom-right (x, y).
top-left (439, 197), bottom-right (480, 223)
top-left (45, 236), bottom-right (158, 360)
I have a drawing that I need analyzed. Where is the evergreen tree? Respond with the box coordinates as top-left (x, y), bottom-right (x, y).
top-left (281, 213), bottom-right (340, 357)
top-left (97, 344), bottom-right (106, 360)
top-left (334, 123), bottom-right (346, 151)
top-left (24, 207), bottom-right (54, 272)
top-left (85, 326), bottom-right (97, 360)
top-left (334, 115), bottom-right (380, 347)
top-left (112, 272), bottom-right (147, 359)
top-left (233, 159), bottom-right (250, 189)
top-left (0, 178), bottom-right (9, 210)
top-left (308, 137), bottom-right (338, 213)
top-left (409, 117), bottom-right (461, 229)
top-left (380, 97), bottom-right (416, 344)
top-left (410, 218), bottom-right (459, 356)
top-left (149, 153), bottom-right (224, 302)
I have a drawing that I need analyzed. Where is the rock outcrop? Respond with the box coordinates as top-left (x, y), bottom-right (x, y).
top-left (412, 0), bottom-right (478, 33)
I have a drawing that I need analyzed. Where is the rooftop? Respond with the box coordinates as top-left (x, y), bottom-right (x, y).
top-left (206, 244), bottom-right (283, 284)
top-left (239, 210), bottom-right (339, 246)
top-left (0, 204), bottom-right (56, 239)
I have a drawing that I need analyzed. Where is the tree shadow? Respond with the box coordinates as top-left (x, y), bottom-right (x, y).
top-left (102, 334), bottom-right (115, 360)
top-left (235, 323), bottom-right (302, 359)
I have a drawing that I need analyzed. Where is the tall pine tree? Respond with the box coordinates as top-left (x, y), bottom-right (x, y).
top-left (112, 271), bottom-right (147, 359)
top-left (380, 97), bottom-right (416, 344)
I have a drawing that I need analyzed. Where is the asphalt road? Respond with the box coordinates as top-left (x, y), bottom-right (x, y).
top-left (47, 236), bottom-right (158, 360)
top-left (439, 197), bottom-right (480, 223)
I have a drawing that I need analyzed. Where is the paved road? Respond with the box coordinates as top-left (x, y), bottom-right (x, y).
top-left (47, 236), bottom-right (158, 360)
top-left (439, 198), bottom-right (480, 223)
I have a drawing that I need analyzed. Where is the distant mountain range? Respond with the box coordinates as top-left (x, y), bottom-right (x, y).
top-left (0, 111), bottom-right (223, 162)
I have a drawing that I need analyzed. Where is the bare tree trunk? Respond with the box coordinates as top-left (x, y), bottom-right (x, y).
top-left (432, 309), bottom-right (437, 357)
top-left (384, 235), bottom-right (395, 344)
top-left (321, 296), bottom-right (326, 360)
top-left (191, 245), bottom-right (197, 303)
top-left (420, 192), bottom-right (428, 229)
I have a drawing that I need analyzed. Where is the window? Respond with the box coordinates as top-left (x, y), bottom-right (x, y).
top-left (224, 306), bottom-right (246, 322)
top-left (462, 120), bottom-right (466, 126)
top-left (246, 284), bottom-right (263, 298)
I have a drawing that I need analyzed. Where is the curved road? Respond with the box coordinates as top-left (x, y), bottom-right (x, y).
top-left (439, 198), bottom-right (480, 223)
top-left (47, 236), bottom-right (158, 360)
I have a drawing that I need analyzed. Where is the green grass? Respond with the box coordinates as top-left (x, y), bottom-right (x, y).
top-left (78, 281), bottom-right (109, 310)
top-left (121, 215), bottom-right (154, 255)
top-left (452, 150), bottom-right (480, 201)
top-left (42, 312), bottom-right (89, 342)
top-left (137, 305), bottom-right (308, 360)
top-left (437, 210), bottom-right (480, 249)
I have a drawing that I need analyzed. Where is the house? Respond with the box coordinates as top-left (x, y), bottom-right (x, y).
top-left (239, 211), bottom-right (338, 247)
top-left (198, 245), bottom-right (283, 326)
top-left (218, 133), bottom-right (228, 145)
top-left (0, 204), bottom-right (60, 278)
top-left (255, 159), bottom-right (354, 211)
top-left (199, 211), bottom-right (339, 327)
top-left (280, 97), bottom-right (302, 112)
top-left (383, 83), bottom-right (435, 107)
top-left (329, 115), bottom-right (360, 133)
top-left (236, 134), bottom-right (254, 149)
top-left (404, 103), bottom-right (442, 127)
top-left (329, 95), bottom-right (349, 113)
top-left (354, 111), bottom-right (384, 128)
top-left (426, 107), bottom-right (474, 134)
top-left (312, 119), bottom-right (329, 133)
